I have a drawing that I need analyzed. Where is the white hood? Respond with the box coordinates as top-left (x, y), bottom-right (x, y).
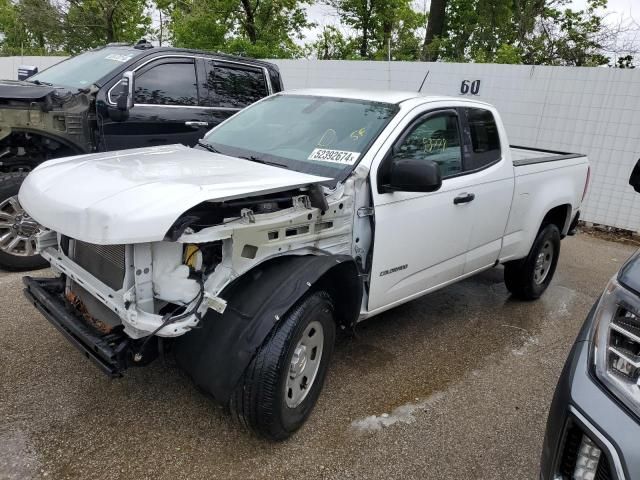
top-left (19, 144), bottom-right (329, 244)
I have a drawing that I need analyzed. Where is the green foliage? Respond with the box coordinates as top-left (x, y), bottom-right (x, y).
top-left (323, 0), bottom-right (425, 60)
top-left (304, 25), bottom-right (358, 59)
top-left (0, 0), bottom-right (152, 55)
top-left (166, 0), bottom-right (313, 58)
top-left (522, 0), bottom-right (611, 66)
top-left (0, 0), bottom-right (633, 68)
top-left (0, 0), bottom-right (64, 54)
top-left (438, 0), bottom-right (614, 66)
top-left (613, 55), bottom-right (635, 68)
top-left (63, 0), bottom-right (152, 53)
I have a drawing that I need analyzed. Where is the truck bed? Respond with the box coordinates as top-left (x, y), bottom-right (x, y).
top-left (510, 146), bottom-right (585, 167)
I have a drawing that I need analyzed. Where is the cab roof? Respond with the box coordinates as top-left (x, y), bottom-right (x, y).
top-left (283, 88), bottom-right (492, 107)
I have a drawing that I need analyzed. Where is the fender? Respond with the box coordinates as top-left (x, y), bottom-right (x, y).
top-left (173, 254), bottom-right (362, 404)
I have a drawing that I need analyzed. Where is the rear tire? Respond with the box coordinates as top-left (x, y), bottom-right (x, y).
top-left (504, 224), bottom-right (561, 300)
top-left (0, 173), bottom-right (48, 271)
top-left (230, 291), bottom-right (336, 440)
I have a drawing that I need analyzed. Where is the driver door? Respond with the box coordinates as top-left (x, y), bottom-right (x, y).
top-left (100, 57), bottom-right (210, 150)
top-left (368, 108), bottom-right (475, 312)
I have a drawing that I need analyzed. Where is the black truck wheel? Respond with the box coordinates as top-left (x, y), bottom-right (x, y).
top-left (230, 291), bottom-right (336, 440)
top-left (0, 173), bottom-right (48, 271)
top-left (504, 224), bottom-right (561, 300)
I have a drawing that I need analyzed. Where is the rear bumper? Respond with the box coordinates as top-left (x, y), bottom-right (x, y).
top-left (22, 276), bottom-right (131, 377)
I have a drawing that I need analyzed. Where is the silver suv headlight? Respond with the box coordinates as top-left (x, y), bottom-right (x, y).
top-left (593, 275), bottom-right (640, 418)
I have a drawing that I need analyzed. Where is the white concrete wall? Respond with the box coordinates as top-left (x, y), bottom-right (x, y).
top-left (4, 56), bottom-right (640, 231)
top-left (1, 56), bottom-right (66, 79)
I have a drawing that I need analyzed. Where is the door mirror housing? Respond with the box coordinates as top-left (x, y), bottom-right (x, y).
top-left (108, 71), bottom-right (135, 122)
top-left (116, 71), bottom-right (135, 111)
top-left (381, 157), bottom-right (442, 193)
top-left (630, 158), bottom-right (640, 193)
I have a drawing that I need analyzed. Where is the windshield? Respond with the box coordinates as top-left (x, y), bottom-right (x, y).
top-left (201, 94), bottom-right (398, 182)
top-left (29, 47), bottom-right (143, 90)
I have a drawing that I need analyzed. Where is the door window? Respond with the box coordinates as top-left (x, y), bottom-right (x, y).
top-left (395, 112), bottom-right (463, 178)
top-left (463, 108), bottom-right (501, 170)
top-left (134, 61), bottom-right (198, 106)
top-left (205, 62), bottom-right (268, 108)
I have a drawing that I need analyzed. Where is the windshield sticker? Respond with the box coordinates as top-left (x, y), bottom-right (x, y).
top-left (317, 129), bottom-right (337, 147)
top-left (105, 53), bottom-right (134, 63)
top-left (308, 148), bottom-right (360, 165)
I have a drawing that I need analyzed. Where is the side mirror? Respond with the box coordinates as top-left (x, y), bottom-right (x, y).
top-left (630, 158), bottom-right (640, 193)
top-left (382, 157), bottom-right (442, 193)
top-left (116, 71), bottom-right (135, 111)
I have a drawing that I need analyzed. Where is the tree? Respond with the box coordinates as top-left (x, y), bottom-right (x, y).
top-left (436, 0), bottom-right (624, 66)
top-left (305, 25), bottom-right (357, 59)
top-left (325, 0), bottom-right (424, 59)
top-left (61, 0), bottom-right (152, 53)
top-left (166, 0), bottom-right (313, 58)
top-left (522, 0), bottom-right (611, 66)
top-left (613, 54), bottom-right (635, 68)
top-left (422, 0), bottom-right (446, 61)
top-left (0, 0), bottom-right (151, 55)
top-left (0, 0), bottom-right (64, 54)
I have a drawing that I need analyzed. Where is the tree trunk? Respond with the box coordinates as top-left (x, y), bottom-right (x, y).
top-left (422, 0), bottom-right (447, 61)
top-left (241, 0), bottom-right (258, 44)
top-left (105, 7), bottom-right (116, 43)
top-left (359, 0), bottom-right (373, 58)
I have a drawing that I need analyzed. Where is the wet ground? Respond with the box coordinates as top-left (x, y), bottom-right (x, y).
top-left (0, 234), bottom-right (635, 480)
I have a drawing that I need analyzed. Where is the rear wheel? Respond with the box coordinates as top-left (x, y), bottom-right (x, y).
top-left (230, 291), bottom-right (336, 440)
top-left (0, 173), bottom-right (47, 271)
top-left (504, 224), bottom-right (561, 300)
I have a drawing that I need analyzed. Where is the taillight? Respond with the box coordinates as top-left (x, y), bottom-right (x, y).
top-left (582, 165), bottom-right (591, 202)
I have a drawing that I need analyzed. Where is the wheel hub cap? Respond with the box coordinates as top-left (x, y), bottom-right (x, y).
top-left (533, 241), bottom-right (554, 285)
top-left (290, 345), bottom-right (308, 378)
top-left (285, 320), bottom-right (324, 408)
top-left (0, 196), bottom-right (39, 257)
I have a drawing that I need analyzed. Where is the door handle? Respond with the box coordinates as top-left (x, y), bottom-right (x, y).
top-left (453, 193), bottom-right (475, 205)
top-left (185, 121), bottom-right (209, 127)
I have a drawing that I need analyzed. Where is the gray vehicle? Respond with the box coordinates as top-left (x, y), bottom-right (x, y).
top-left (540, 160), bottom-right (640, 480)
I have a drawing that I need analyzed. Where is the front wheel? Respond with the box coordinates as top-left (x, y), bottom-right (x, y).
top-left (230, 291), bottom-right (336, 440)
top-left (0, 173), bottom-right (48, 271)
top-left (504, 224), bottom-right (561, 300)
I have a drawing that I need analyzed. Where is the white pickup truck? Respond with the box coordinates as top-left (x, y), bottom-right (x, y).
top-left (20, 89), bottom-right (590, 440)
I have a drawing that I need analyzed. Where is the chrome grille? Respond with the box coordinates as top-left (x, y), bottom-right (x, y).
top-left (71, 241), bottom-right (126, 291)
top-left (608, 307), bottom-right (640, 385)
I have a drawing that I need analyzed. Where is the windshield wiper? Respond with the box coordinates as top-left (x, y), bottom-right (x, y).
top-left (28, 79), bottom-right (53, 86)
top-left (238, 154), bottom-right (289, 169)
top-left (196, 141), bottom-right (221, 154)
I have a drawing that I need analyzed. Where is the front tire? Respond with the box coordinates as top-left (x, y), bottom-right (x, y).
top-left (504, 224), bottom-right (561, 300)
top-left (230, 291), bottom-right (336, 440)
top-left (0, 173), bottom-right (48, 271)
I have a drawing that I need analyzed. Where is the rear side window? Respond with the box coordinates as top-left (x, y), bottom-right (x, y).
top-left (205, 61), bottom-right (268, 108)
top-left (134, 60), bottom-right (198, 106)
top-left (463, 108), bottom-right (501, 170)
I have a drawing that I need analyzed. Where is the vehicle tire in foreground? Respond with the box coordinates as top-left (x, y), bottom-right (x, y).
top-left (230, 291), bottom-right (336, 440)
top-left (0, 173), bottom-right (48, 271)
top-left (504, 224), bottom-right (561, 300)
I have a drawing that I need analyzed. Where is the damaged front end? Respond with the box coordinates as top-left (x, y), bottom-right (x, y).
top-left (26, 179), bottom-right (363, 375)
top-left (0, 81), bottom-right (94, 172)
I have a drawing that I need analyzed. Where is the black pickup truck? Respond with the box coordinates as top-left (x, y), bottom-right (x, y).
top-left (0, 41), bottom-right (283, 270)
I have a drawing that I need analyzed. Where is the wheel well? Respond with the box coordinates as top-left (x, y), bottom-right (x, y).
top-left (311, 261), bottom-right (362, 330)
top-left (0, 130), bottom-right (83, 172)
top-left (541, 204), bottom-right (571, 235)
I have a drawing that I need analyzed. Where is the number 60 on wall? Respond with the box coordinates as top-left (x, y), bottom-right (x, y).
top-left (460, 80), bottom-right (481, 95)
